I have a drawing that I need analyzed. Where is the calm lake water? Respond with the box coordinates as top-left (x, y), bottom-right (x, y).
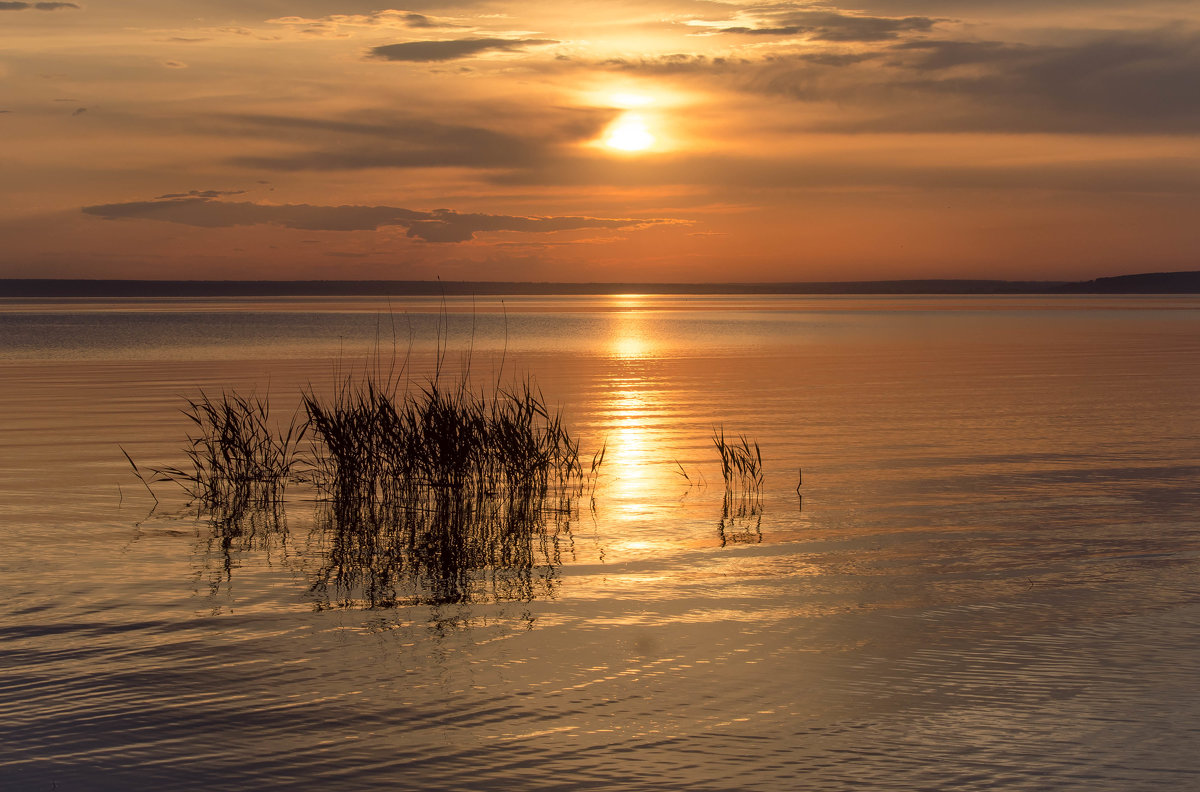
top-left (2, 294), bottom-right (1199, 790)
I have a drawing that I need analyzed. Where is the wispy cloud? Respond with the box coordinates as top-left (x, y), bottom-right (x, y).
top-left (716, 9), bottom-right (938, 41)
top-left (82, 196), bottom-right (675, 243)
top-left (213, 109), bottom-right (610, 172)
top-left (369, 37), bottom-right (557, 63)
top-left (488, 150), bottom-right (1200, 195)
top-left (267, 8), bottom-right (464, 36)
top-left (154, 189), bottom-right (246, 200)
top-left (768, 27), bottom-right (1200, 134)
top-left (0, 1), bottom-right (80, 10)
top-left (578, 25), bottom-right (1200, 135)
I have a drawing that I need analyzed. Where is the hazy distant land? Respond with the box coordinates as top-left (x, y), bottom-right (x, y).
top-left (2, 270), bottom-right (1198, 298)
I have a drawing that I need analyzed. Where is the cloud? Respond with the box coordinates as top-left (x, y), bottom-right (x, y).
top-left (863, 28), bottom-right (1200, 133)
top-left (216, 110), bottom-right (609, 171)
top-left (835, 0), bottom-right (1149, 13)
top-left (616, 25), bottom-right (1200, 135)
top-left (266, 8), bottom-right (463, 36)
top-left (154, 189), bottom-right (246, 199)
top-left (0, 2), bottom-right (80, 9)
top-left (486, 150), bottom-right (1200, 196)
top-left (81, 196), bottom-right (673, 243)
top-left (403, 210), bottom-right (662, 243)
top-left (400, 13), bottom-right (436, 29)
top-left (594, 53), bottom-right (751, 75)
top-left (83, 198), bottom-right (422, 231)
top-left (548, 20), bottom-right (1200, 135)
top-left (718, 10), bottom-right (938, 41)
top-left (369, 37), bottom-right (557, 62)
top-left (719, 26), bottom-right (803, 36)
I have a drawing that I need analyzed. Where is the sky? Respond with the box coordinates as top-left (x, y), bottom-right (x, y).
top-left (2, 0), bottom-right (1199, 282)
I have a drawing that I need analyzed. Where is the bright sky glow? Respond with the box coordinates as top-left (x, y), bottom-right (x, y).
top-left (610, 93), bottom-right (655, 109)
top-left (1, 1), bottom-right (1197, 282)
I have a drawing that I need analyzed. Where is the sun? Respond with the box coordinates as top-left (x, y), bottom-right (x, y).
top-left (605, 113), bottom-right (655, 152)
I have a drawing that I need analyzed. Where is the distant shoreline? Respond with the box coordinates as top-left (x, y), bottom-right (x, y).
top-left (2, 271), bottom-right (1198, 298)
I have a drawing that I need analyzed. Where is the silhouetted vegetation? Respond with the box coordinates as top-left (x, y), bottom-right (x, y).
top-left (712, 426), bottom-right (764, 546)
top-left (125, 390), bottom-right (306, 521)
top-left (712, 425), bottom-right (763, 497)
top-left (303, 370), bottom-right (586, 509)
top-left (300, 366), bottom-right (592, 607)
top-left (129, 358), bottom-right (598, 609)
top-left (127, 362), bottom-right (788, 608)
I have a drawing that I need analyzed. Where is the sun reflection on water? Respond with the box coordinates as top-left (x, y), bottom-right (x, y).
top-left (597, 305), bottom-right (681, 545)
top-left (612, 335), bottom-right (650, 359)
top-left (604, 388), bottom-right (657, 524)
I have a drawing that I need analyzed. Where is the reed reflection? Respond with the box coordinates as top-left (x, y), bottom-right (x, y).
top-left (307, 486), bottom-right (576, 609)
top-left (717, 494), bottom-right (762, 547)
top-left (194, 498), bottom-right (291, 601)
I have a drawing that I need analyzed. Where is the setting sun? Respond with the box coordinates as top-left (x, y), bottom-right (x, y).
top-left (605, 113), bottom-right (655, 152)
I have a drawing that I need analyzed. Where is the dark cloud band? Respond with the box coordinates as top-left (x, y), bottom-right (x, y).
top-left (369, 37), bottom-right (557, 63)
top-left (82, 197), bottom-right (670, 243)
top-left (0, 1), bottom-right (80, 9)
top-left (717, 9), bottom-right (937, 41)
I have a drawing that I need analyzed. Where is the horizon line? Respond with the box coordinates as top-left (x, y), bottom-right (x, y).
top-left (2, 270), bottom-right (1199, 297)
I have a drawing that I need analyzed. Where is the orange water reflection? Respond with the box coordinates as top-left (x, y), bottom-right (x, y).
top-left (596, 302), bottom-right (697, 559)
top-left (604, 388), bottom-right (657, 525)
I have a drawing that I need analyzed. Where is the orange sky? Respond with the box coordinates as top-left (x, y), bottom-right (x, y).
top-left (2, 1), bottom-right (1198, 282)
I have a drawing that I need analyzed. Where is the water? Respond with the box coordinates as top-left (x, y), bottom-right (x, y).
top-left (2, 294), bottom-right (1199, 790)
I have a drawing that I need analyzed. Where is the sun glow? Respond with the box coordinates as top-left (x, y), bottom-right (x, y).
top-left (605, 113), bottom-right (655, 152)
top-left (610, 92), bottom-right (655, 109)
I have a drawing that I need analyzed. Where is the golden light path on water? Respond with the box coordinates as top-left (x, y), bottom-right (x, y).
top-left (593, 296), bottom-right (700, 561)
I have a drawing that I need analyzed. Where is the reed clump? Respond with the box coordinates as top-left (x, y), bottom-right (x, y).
top-left (712, 425), bottom-right (763, 497)
top-left (132, 360), bottom-right (596, 609)
top-left (302, 371), bottom-right (586, 504)
top-left (135, 390), bottom-right (307, 518)
top-left (297, 368), bottom-right (589, 608)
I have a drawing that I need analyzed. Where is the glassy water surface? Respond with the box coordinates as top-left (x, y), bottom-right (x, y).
top-left (2, 295), bottom-right (1199, 790)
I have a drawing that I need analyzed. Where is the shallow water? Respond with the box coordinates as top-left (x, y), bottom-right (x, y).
top-left (2, 294), bottom-right (1199, 790)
